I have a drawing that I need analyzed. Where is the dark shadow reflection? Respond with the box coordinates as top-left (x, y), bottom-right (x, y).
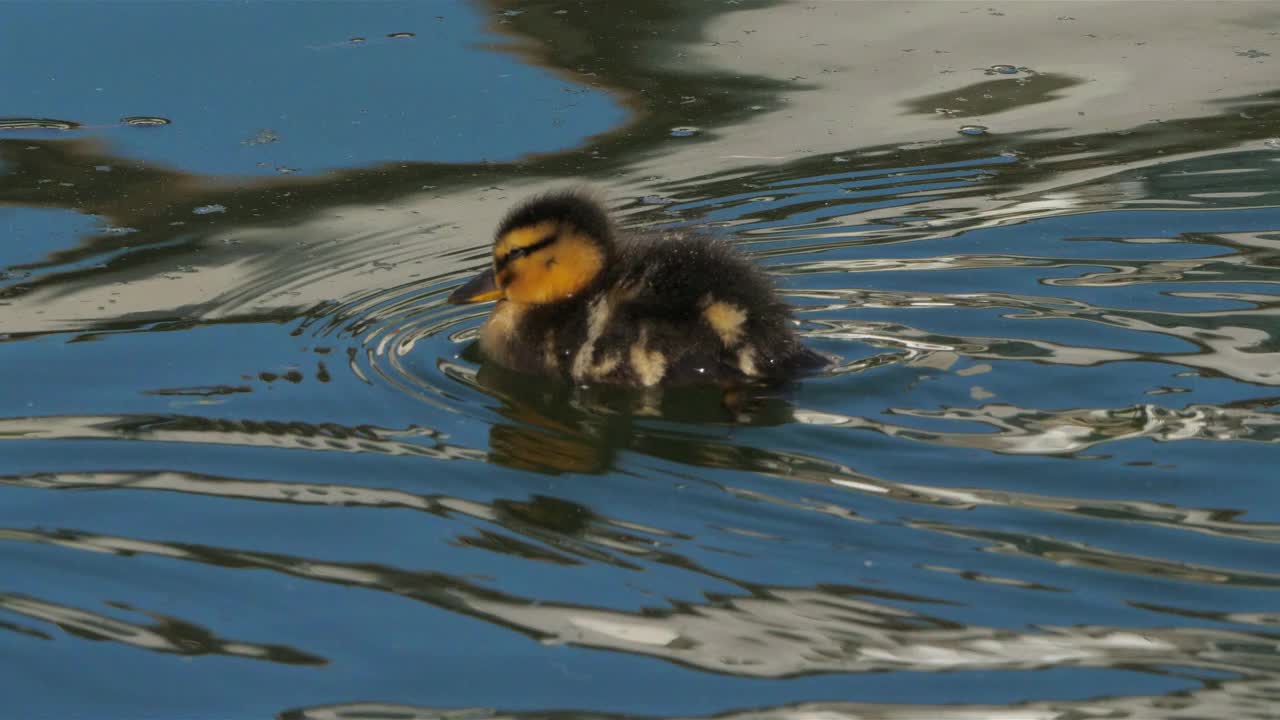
top-left (0, 592), bottom-right (325, 666)
top-left (902, 73), bottom-right (1084, 118)
top-left (461, 340), bottom-right (808, 474)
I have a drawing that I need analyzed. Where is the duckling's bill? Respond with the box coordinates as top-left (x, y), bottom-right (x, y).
top-left (448, 268), bottom-right (503, 304)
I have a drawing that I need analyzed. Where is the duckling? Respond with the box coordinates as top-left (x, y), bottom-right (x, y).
top-left (448, 190), bottom-right (827, 387)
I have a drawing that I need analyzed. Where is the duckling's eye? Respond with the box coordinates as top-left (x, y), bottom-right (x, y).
top-left (497, 234), bottom-right (557, 271)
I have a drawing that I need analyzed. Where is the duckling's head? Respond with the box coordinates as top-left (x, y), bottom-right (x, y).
top-left (448, 191), bottom-right (614, 306)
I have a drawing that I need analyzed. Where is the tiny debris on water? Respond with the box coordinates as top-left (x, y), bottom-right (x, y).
top-left (958, 125), bottom-right (989, 136)
top-left (984, 64), bottom-right (1032, 76)
top-left (193, 204), bottom-right (228, 215)
top-left (669, 126), bottom-right (699, 137)
top-left (386, 32), bottom-right (415, 39)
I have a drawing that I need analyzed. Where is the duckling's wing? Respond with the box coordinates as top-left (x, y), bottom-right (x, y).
top-left (615, 236), bottom-right (821, 383)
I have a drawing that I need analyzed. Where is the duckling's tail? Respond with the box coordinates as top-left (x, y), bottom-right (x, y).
top-left (789, 345), bottom-right (831, 375)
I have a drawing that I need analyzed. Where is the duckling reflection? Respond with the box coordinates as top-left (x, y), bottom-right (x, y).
top-left (454, 495), bottom-right (598, 565)
top-left (465, 343), bottom-right (804, 475)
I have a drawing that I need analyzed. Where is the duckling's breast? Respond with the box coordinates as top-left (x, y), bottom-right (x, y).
top-left (478, 300), bottom-right (526, 367)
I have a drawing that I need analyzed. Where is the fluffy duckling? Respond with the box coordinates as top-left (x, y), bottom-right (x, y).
top-left (448, 190), bottom-right (826, 387)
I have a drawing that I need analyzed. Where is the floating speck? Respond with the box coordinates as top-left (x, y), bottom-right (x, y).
top-left (243, 129), bottom-right (279, 146)
top-left (386, 32), bottom-right (415, 39)
top-left (349, 37), bottom-right (366, 44)
top-left (500, 9), bottom-right (523, 16)
top-left (958, 125), bottom-right (989, 136)
top-left (669, 126), bottom-right (699, 137)
top-left (275, 166), bottom-right (300, 174)
top-left (832, 156), bottom-right (851, 163)
top-left (553, 9), bottom-right (568, 14)
top-left (121, 116), bottom-right (171, 127)
top-left (748, 105), bottom-right (765, 111)
top-left (94, 165), bottom-right (112, 172)
top-left (102, 226), bottom-right (137, 236)
top-left (1236, 49), bottom-right (1270, 58)
top-left (0, 117), bottom-right (81, 130)
top-left (193, 204), bottom-right (227, 215)
top-left (987, 64), bottom-right (1020, 75)
top-left (1265, 138), bottom-right (1280, 149)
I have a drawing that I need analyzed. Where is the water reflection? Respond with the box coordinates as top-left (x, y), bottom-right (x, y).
top-left (283, 681), bottom-right (1280, 719)
top-left (8, 519), bottom-right (1278, 679)
top-left (0, 592), bottom-right (324, 666)
top-left (4, 1), bottom-right (1280, 718)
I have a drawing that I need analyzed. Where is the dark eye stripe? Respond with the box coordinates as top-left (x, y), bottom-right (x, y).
top-left (495, 235), bottom-right (557, 272)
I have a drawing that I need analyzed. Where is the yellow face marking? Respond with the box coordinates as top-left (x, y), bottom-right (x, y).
top-left (496, 221), bottom-right (558, 257)
top-left (703, 299), bottom-right (747, 346)
top-left (629, 326), bottom-right (667, 387)
top-left (497, 224), bottom-right (605, 305)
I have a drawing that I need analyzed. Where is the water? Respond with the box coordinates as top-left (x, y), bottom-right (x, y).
top-left (3, 2), bottom-right (1280, 719)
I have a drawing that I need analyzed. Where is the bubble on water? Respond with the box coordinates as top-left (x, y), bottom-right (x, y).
top-left (121, 116), bottom-right (171, 127)
top-left (669, 126), bottom-right (699, 137)
top-left (193, 204), bottom-right (227, 215)
top-left (0, 118), bottom-right (81, 131)
top-left (958, 125), bottom-right (989, 136)
top-left (386, 32), bottom-right (415, 39)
